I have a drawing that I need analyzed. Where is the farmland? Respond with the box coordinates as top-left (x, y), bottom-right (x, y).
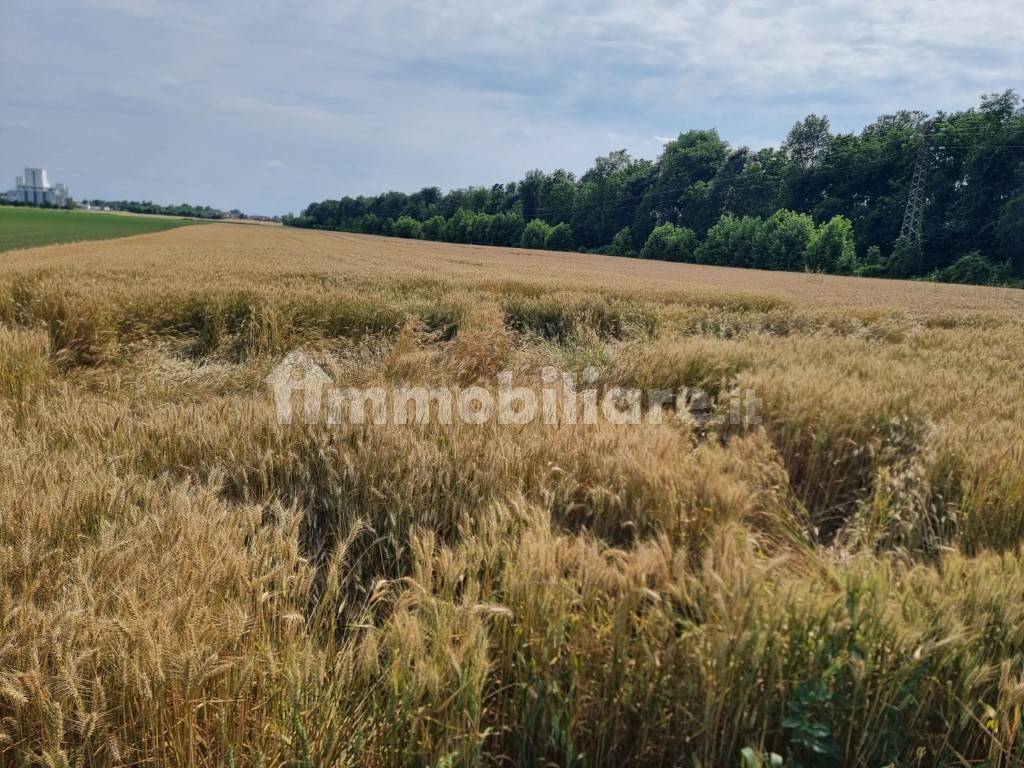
top-left (1, 223), bottom-right (1024, 766)
top-left (0, 206), bottom-right (202, 253)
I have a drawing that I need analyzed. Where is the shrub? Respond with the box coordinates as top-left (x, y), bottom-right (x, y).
top-left (545, 222), bottom-right (575, 251)
top-left (445, 208), bottom-right (474, 243)
top-left (488, 212), bottom-right (526, 247)
top-left (521, 219), bottom-right (553, 249)
top-left (392, 215), bottom-right (424, 239)
top-left (997, 192), bottom-right (1024, 276)
top-left (857, 245), bottom-right (887, 276)
top-left (884, 236), bottom-right (922, 278)
top-left (805, 215), bottom-right (856, 273)
top-left (469, 212), bottom-right (492, 244)
top-left (758, 209), bottom-right (815, 271)
top-left (696, 214), bottom-right (765, 267)
top-left (640, 223), bottom-right (698, 262)
top-left (609, 226), bottom-right (635, 257)
top-left (933, 250), bottom-right (1002, 286)
top-left (422, 215), bottom-right (447, 241)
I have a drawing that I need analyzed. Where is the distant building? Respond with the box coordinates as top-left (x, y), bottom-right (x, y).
top-left (5, 167), bottom-right (70, 207)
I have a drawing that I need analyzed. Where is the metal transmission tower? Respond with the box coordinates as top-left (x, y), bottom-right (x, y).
top-left (900, 122), bottom-right (932, 246)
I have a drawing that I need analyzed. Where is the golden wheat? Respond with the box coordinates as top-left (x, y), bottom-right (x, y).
top-left (0, 223), bottom-right (1022, 766)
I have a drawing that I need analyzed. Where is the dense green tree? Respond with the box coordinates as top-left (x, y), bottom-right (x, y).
top-left (535, 170), bottom-right (577, 225)
top-left (609, 226), bottom-right (635, 256)
top-left (391, 215), bottom-right (423, 239)
top-left (758, 209), bottom-right (815, 271)
top-left (572, 150), bottom-right (653, 247)
top-left (806, 215), bottom-right (857, 273)
top-left (886, 236), bottom-right (923, 278)
top-left (997, 192), bottom-right (1024, 276)
top-left (924, 91), bottom-right (1024, 269)
top-left (546, 222), bottom-right (575, 251)
top-left (469, 212), bottom-right (492, 244)
top-left (521, 219), bottom-right (553, 249)
top-left (858, 245), bottom-right (888, 277)
top-left (933, 251), bottom-right (1003, 285)
top-left (640, 223), bottom-right (697, 262)
top-left (422, 215), bottom-right (447, 241)
top-left (488, 212), bottom-right (526, 247)
top-left (713, 147), bottom-right (787, 219)
top-left (641, 130), bottom-right (730, 239)
top-left (518, 170), bottom-right (544, 222)
top-left (359, 213), bottom-right (385, 234)
top-left (697, 214), bottom-right (765, 267)
top-left (445, 208), bottom-right (473, 243)
top-left (289, 92), bottom-right (1024, 286)
top-left (794, 112), bottom-right (922, 256)
top-left (783, 114), bottom-right (833, 168)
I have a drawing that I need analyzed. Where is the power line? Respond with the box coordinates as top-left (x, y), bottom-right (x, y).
top-left (526, 142), bottom-right (1024, 220)
top-left (308, 137), bottom-right (1024, 223)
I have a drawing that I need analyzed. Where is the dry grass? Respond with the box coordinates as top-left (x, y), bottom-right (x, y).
top-left (1, 224), bottom-right (1023, 766)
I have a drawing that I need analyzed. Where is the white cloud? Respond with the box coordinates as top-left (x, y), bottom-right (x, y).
top-left (287, 0), bottom-right (1021, 103)
top-left (2, 0), bottom-right (1020, 212)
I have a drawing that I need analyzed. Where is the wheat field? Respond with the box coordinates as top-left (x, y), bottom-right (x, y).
top-left (1, 223), bottom-right (1023, 767)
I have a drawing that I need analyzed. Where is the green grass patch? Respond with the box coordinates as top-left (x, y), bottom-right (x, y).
top-left (0, 206), bottom-right (203, 252)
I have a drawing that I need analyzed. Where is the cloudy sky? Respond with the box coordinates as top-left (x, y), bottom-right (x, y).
top-left (2, 1), bottom-right (1021, 215)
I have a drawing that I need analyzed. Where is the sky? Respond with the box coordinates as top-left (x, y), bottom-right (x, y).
top-left (2, 1), bottom-right (1022, 216)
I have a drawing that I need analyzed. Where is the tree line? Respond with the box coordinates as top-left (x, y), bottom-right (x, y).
top-left (77, 199), bottom-right (247, 220)
top-left (286, 91), bottom-right (1024, 286)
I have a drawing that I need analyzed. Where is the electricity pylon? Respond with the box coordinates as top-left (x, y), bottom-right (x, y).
top-left (900, 122), bottom-right (932, 246)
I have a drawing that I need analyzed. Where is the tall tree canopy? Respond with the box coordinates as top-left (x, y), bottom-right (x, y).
top-left (288, 92), bottom-right (1024, 286)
